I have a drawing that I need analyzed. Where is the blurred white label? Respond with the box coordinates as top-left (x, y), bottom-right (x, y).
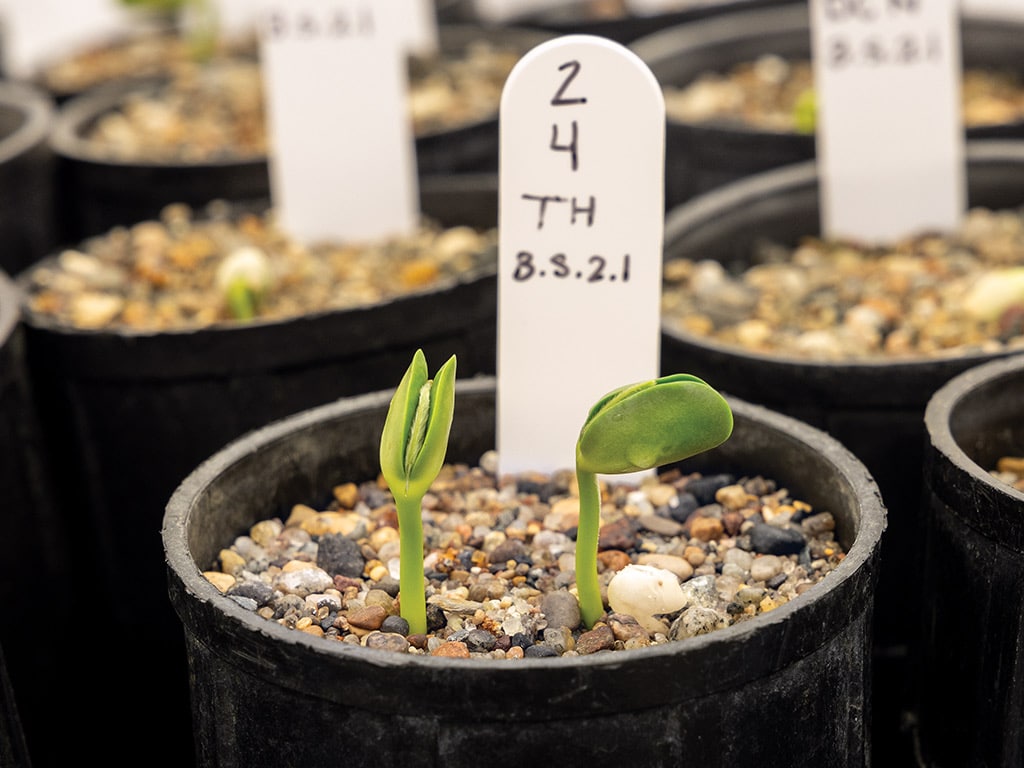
top-left (260, 0), bottom-right (419, 243)
top-left (810, 0), bottom-right (965, 243)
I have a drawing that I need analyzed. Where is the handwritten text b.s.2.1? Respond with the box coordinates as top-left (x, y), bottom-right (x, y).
top-left (264, 4), bottom-right (375, 41)
top-left (511, 251), bottom-right (631, 283)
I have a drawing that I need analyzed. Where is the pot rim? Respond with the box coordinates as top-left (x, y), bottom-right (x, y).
top-left (924, 354), bottom-right (1024, 525)
top-left (163, 377), bottom-right (885, 678)
top-left (0, 270), bottom-right (19, 347)
top-left (0, 81), bottom-right (53, 165)
top-left (661, 139), bottom-right (1024, 376)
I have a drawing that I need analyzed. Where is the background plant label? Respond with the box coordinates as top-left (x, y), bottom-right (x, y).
top-left (810, 0), bottom-right (965, 243)
top-left (260, 0), bottom-right (421, 243)
top-left (0, 0), bottom-right (131, 79)
top-left (497, 34), bottom-right (665, 476)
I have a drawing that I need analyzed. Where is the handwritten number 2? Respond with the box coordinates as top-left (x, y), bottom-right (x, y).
top-left (551, 60), bottom-right (587, 106)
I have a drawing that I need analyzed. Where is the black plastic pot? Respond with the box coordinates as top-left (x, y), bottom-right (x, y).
top-left (16, 174), bottom-right (497, 768)
top-left (49, 24), bottom-right (552, 242)
top-left (658, 140), bottom-right (1024, 764)
top-left (918, 355), bottom-right (1024, 767)
top-left (0, 270), bottom-right (69, 768)
top-left (0, 642), bottom-right (30, 768)
top-left (630, 4), bottom-right (1024, 209)
top-left (163, 377), bottom-right (884, 768)
top-left (0, 81), bottom-right (56, 275)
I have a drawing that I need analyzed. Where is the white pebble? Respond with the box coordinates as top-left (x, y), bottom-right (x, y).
top-left (606, 564), bottom-right (686, 633)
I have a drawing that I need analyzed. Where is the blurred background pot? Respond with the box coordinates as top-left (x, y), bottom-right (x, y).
top-left (48, 23), bottom-right (552, 243)
top-left (658, 140), bottom-right (1024, 763)
top-left (0, 81), bottom-right (56, 275)
top-left (630, 3), bottom-right (1024, 209)
top-left (163, 378), bottom-right (885, 768)
top-left (918, 354), bottom-right (1024, 767)
top-left (15, 173), bottom-right (498, 768)
top-left (0, 269), bottom-right (69, 768)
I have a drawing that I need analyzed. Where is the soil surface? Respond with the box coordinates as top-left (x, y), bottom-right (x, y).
top-left (77, 41), bottom-right (524, 163)
top-left (202, 455), bottom-right (849, 659)
top-left (663, 56), bottom-right (1024, 131)
top-left (662, 206), bottom-right (1024, 361)
top-left (22, 202), bottom-right (496, 331)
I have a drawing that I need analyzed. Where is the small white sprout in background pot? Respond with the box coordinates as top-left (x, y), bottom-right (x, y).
top-left (962, 267), bottom-right (1024, 322)
top-left (215, 245), bottom-right (272, 321)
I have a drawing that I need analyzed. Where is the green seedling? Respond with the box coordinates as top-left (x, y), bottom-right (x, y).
top-left (118, 0), bottom-right (218, 61)
top-left (574, 374), bottom-right (734, 627)
top-left (380, 349), bottom-right (457, 635)
top-left (378, 358), bottom-right (732, 635)
top-left (793, 88), bottom-right (816, 134)
top-left (215, 246), bottom-right (272, 321)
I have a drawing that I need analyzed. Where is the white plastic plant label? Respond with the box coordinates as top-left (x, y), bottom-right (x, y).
top-left (497, 34), bottom-right (665, 476)
top-left (810, 0), bottom-right (965, 244)
top-left (0, 0), bottom-right (132, 79)
top-left (259, 0), bottom-right (419, 244)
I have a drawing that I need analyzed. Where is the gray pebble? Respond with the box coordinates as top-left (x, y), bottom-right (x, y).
top-left (748, 523), bottom-right (806, 555)
top-left (317, 534), bottom-right (365, 578)
top-left (540, 590), bottom-right (581, 630)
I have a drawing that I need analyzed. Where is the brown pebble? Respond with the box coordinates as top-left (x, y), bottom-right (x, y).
top-left (347, 605), bottom-right (388, 630)
top-left (597, 550), bottom-right (631, 573)
top-left (598, 517), bottom-right (636, 550)
top-left (722, 510), bottom-right (745, 536)
top-left (432, 641), bottom-right (470, 658)
top-left (682, 545), bottom-right (706, 566)
top-left (332, 482), bottom-right (360, 508)
top-left (576, 624), bottom-right (616, 655)
top-left (690, 516), bottom-right (724, 542)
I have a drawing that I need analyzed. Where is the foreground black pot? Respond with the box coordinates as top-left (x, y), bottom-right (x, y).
top-left (163, 378), bottom-right (884, 768)
top-left (0, 81), bottom-right (56, 275)
top-left (659, 140), bottom-right (1024, 763)
top-left (918, 354), bottom-right (1024, 767)
top-left (49, 24), bottom-right (551, 242)
top-left (630, 4), bottom-right (1024, 209)
top-left (17, 174), bottom-right (497, 768)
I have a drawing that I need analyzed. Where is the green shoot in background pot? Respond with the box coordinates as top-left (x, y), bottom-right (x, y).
top-left (379, 349), bottom-right (457, 635)
top-left (574, 374), bottom-right (734, 627)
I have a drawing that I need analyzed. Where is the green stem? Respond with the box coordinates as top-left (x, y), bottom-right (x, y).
top-left (395, 495), bottom-right (427, 635)
top-left (226, 278), bottom-right (256, 320)
top-left (575, 467), bottom-right (604, 628)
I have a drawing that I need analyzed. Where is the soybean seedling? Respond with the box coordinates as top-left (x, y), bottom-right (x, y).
top-left (379, 349), bottom-right (457, 635)
top-left (214, 246), bottom-right (272, 321)
top-left (574, 374), bottom-right (734, 628)
top-left (118, 0), bottom-right (218, 61)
